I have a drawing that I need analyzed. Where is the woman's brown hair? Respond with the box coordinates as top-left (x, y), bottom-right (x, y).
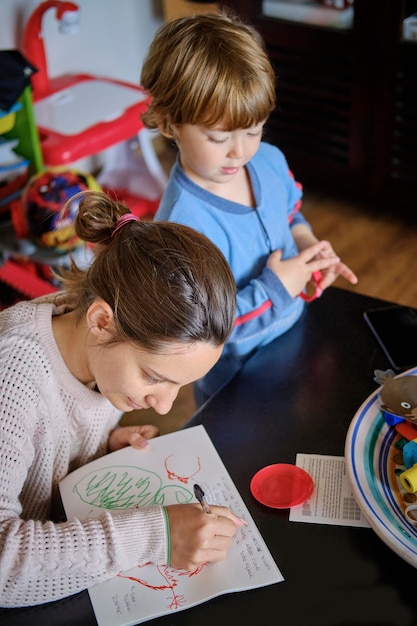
top-left (56, 191), bottom-right (236, 352)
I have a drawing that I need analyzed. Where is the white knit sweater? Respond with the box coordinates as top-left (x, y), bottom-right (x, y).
top-left (0, 300), bottom-right (167, 607)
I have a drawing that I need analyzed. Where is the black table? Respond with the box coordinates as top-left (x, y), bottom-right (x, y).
top-left (3, 287), bottom-right (417, 626)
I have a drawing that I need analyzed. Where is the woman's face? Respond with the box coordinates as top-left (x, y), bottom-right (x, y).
top-left (79, 298), bottom-right (222, 415)
top-left (89, 338), bottom-right (222, 415)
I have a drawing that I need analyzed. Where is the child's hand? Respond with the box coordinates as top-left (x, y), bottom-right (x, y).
top-left (267, 240), bottom-right (341, 298)
top-left (108, 424), bottom-right (160, 452)
top-left (314, 246), bottom-right (358, 290)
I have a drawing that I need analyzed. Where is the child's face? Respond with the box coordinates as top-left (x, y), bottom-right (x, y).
top-left (90, 339), bottom-right (222, 415)
top-left (172, 122), bottom-right (265, 190)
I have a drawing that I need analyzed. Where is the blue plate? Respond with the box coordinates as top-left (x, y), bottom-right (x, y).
top-left (345, 366), bottom-right (417, 568)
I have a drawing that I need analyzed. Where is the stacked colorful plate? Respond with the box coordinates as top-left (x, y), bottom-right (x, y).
top-left (345, 366), bottom-right (417, 568)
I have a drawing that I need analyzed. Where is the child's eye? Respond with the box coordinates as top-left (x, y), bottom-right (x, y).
top-left (208, 136), bottom-right (227, 144)
top-left (247, 128), bottom-right (263, 137)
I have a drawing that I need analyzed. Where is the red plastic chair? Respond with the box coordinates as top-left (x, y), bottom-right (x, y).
top-left (22, 0), bottom-right (167, 195)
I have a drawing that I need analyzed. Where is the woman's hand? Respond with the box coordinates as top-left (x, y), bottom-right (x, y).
top-left (166, 503), bottom-right (246, 571)
top-left (108, 424), bottom-right (160, 452)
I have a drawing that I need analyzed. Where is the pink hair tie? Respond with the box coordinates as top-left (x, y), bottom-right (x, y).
top-left (111, 213), bottom-right (140, 238)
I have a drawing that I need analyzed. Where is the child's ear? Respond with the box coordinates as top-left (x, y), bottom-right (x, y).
top-left (154, 113), bottom-right (176, 140)
top-left (87, 300), bottom-right (114, 339)
top-left (159, 124), bottom-right (175, 140)
top-left (161, 127), bottom-right (175, 140)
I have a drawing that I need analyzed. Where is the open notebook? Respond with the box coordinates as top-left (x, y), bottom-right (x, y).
top-left (59, 425), bottom-right (283, 626)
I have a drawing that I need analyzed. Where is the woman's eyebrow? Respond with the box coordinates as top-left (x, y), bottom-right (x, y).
top-left (146, 367), bottom-right (178, 385)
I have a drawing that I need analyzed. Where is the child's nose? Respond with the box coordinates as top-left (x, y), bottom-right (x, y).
top-left (228, 138), bottom-right (245, 159)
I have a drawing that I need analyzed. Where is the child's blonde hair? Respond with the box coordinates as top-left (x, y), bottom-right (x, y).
top-left (140, 11), bottom-right (276, 133)
top-left (56, 191), bottom-right (236, 353)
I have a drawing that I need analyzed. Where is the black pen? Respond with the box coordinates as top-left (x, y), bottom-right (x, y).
top-left (194, 483), bottom-right (212, 514)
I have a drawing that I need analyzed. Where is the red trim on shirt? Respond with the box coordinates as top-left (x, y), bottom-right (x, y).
top-left (234, 299), bottom-right (272, 326)
top-left (288, 198), bottom-right (302, 224)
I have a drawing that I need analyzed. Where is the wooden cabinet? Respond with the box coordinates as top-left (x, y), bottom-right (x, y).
top-left (222, 1), bottom-right (417, 214)
top-left (162, 0), bottom-right (219, 21)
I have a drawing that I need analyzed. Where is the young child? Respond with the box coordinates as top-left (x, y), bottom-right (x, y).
top-left (140, 11), bottom-right (358, 404)
top-left (0, 190), bottom-right (244, 608)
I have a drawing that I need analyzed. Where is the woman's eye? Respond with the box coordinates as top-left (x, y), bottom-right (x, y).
top-left (143, 373), bottom-right (160, 384)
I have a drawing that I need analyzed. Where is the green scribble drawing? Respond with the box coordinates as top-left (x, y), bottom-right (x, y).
top-left (73, 465), bottom-right (193, 510)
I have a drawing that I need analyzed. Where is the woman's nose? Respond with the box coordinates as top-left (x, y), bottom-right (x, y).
top-left (147, 387), bottom-right (179, 415)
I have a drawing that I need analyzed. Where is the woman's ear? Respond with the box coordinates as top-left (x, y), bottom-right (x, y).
top-left (86, 300), bottom-right (114, 341)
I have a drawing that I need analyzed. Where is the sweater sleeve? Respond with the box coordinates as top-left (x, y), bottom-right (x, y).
top-left (0, 507), bottom-right (168, 607)
top-left (0, 308), bottom-right (169, 607)
top-left (0, 366), bottom-right (169, 608)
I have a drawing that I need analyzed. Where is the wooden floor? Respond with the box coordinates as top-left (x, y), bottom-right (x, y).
top-left (302, 192), bottom-right (417, 310)
top-left (121, 190), bottom-right (417, 435)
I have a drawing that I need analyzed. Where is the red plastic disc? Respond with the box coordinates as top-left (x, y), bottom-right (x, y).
top-left (250, 463), bottom-right (314, 509)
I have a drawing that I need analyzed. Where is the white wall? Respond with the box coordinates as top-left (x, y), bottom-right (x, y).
top-left (1, 0), bottom-right (164, 171)
top-left (1, 0), bottom-right (163, 84)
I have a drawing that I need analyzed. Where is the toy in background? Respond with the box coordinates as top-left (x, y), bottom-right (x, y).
top-left (375, 369), bottom-right (417, 505)
top-left (376, 369), bottom-right (417, 427)
top-left (21, 0), bottom-right (167, 215)
top-left (0, 50), bottom-right (41, 215)
top-left (22, 0), bottom-right (81, 98)
top-left (21, 0), bottom-right (164, 185)
top-left (0, 1), bottom-right (169, 303)
top-left (97, 135), bottom-right (168, 220)
top-left (0, 168), bottom-right (98, 300)
top-left (0, 49), bottom-right (52, 302)
top-left (0, 137), bottom-right (30, 217)
top-left (13, 168), bottom-right (99, 252)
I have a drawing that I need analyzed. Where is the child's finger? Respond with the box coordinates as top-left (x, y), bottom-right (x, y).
top-left (299, 240), bottom-right (337, 263)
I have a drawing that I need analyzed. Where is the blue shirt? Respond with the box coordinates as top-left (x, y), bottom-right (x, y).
top-left (155, 142), bottom-right (310, 398)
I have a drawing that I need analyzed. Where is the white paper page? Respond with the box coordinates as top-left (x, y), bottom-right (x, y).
top-left (289, 453), bottom-right (371, 528)
top-left (59, 425), bottom-right (283, 626)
